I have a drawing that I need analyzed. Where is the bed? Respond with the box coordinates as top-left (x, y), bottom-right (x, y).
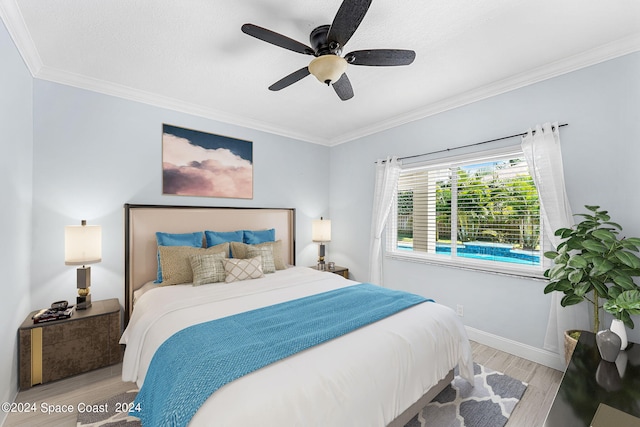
top-left (120, 204), bottom-right (474, 426)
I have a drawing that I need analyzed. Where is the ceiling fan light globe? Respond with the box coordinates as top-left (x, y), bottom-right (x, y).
top-left (308, 55), bottom-right (348, 85)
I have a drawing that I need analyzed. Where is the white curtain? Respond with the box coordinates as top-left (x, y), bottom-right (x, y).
top-left (368, 156), bottom-right (401, 286)
top-left (521, 122), bottom-right (589, 354)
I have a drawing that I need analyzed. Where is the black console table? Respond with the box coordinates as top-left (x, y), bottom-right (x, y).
top-left (544, 331), bottom-right (640, 426)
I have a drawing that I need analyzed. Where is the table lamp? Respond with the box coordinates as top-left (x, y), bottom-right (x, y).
top-left (312, 217), bottom-right (331, 267)
top-left (65, 220), bottom-right (102, 309)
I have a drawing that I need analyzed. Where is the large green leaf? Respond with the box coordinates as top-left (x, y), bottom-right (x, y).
top-left (623, 237), bottom-right (640, 246)
top-left (581, 239), bottom-right (607, 253)
top-left (591, 257), bottom-right (614, 275)
top-left (554, 228), bottom-right (573, 238)
top-left (574, 282), bottom-right (592, 297)
top-left (608, 286), bottom-right (622, 300)
top-left (604, 290), bottom-right (640, 316)
top-left (568, 269), bottom-right (584, 284)
top-left (566, 238), bottom-right (584, 251)
top-left (603, 221), bottom-right (622, 230)
top-left (611, 272), bottom-right (637, 290)
top-left (549, 264), bottom-right (569, 280)
top-left (557, 279), bottom-right (573, 292)
top-left (567, 255), bottom-right (588, 269)
top-left (544, 251), bottom-right (559, 260)
top-left (591, 280), bottom-right (608, 297)
top-left (554, 253), bottom-right (569, 265)
top-left (618, 290), bottom-right (640, 313)
top-left (621, 240), bottom-right (640, 252)
top-left (561, 293), bottom-right (584, 306)
top-left (615, 250), bottom-right (640, 269)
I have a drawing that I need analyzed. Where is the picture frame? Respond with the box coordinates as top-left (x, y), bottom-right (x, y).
top-left (162, 124), bottom-right (253, 199)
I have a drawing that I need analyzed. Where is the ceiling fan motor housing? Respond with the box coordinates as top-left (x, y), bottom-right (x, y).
top-left (310, 25), bottom-right (341, 56)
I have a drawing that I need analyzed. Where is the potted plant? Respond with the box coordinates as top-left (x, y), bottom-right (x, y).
top-left (543, 205), bottom-right (640, 360)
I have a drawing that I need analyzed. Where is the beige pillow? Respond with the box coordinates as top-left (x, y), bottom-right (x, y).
top-left (230, 240), bottom-right (286, 270)
top-left (223, 256), bottom-right (264, 283)
top-left (158, 242), bottom-right (229, 285)
top-left (190, 252), bottom-right (227, 286)
top-left (247, 245), bottom-right (276, 274)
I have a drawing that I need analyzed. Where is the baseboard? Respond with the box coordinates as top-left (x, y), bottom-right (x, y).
top-left (0, 389), bottom-right (18, 426)
top-left (466, 326), bottom-right (566, 372)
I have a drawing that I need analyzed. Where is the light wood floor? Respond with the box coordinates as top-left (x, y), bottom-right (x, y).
top-left (3, 341), bottom-right (563, 427)
top-left (470, 341), bottom-right (564, 426)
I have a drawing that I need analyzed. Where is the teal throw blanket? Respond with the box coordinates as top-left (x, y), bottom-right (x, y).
top-left (131, 283), bottom-right (431, 426)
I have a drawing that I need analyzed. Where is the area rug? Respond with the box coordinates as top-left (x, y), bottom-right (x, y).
top-left (405, 363), bottom-right (528, 427)
top-left (77, 363), bottom-right (526, 427)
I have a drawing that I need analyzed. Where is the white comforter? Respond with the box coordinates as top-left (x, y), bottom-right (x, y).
top-left (121, 267), bottom-right (473, 427)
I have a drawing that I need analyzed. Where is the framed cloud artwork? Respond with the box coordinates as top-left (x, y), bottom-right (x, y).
top-left (162, 124), bottom-right (253, 199)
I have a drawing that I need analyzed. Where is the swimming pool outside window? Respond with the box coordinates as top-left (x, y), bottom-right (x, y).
top-left (386, 147), bottom-right (545, 277)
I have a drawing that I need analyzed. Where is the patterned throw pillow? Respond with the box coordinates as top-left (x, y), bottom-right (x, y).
top-left (230, 240), bottom-right (287, 270)
top-left (247, 246), bottom-right (276, 274)
top-left (155, 231), bottom-right (204, 283)
top-left (190, 252), bottom-right (227, 286)
top-left (158, 243), bottom-right (229, 285)
top-left (223, 256), bottom-right (264, 283)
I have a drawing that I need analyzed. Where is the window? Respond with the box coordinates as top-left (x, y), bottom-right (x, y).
top-left (386, 147), bottom-right (544, 277)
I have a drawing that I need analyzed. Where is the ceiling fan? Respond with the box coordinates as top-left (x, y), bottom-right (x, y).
top-left (241, 0), bottom-right (416, 101)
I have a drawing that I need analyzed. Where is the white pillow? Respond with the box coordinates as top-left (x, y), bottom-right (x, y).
top-left (223, 256), bottom-right (264, 283)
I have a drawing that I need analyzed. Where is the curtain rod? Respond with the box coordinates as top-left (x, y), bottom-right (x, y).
top-left (379, 123), bottom-right (568, 163)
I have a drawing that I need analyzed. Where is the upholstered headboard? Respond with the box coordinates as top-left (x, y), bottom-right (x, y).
top-left (124, 204), bottom-right (296, 325)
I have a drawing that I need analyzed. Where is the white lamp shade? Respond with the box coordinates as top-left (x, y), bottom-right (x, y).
top-left (65, 223), bottom-right (102, 265)
top-left (308, 55), bottom-right (348, 84)
top-left (312, 218), bottom-right (332, 242)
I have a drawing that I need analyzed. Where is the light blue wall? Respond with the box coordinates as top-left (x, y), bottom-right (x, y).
top-left (0, 19), bottom-right (33, 421)
top-left (29, 80), bottom-right (331, 311)
top-left (329, 52), bottom-right (640, 351)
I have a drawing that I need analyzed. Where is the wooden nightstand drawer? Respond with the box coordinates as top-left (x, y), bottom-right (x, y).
top-left (18, 299), bottom-right (122, 389)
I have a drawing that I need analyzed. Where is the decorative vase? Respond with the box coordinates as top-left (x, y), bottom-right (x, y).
top-left (564, 330), bottom-right (580, 366)
top-left (610, 319), bottom-right (628, 350)
top-left (596, 329), bottom-right (622, 362)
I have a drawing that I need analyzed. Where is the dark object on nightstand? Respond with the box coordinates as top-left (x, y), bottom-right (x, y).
top-left (544, 331), bottom-right (640, 426)
top-left (18, 298), bottom-right (121, 389)
top-left (32, 305), bottom-right (75, 324)
top-left (311, 264), bottom-right (349, 279)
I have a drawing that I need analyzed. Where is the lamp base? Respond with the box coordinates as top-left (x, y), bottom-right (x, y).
top-left (317, 243), bottom-right (326, 265)
top-left (76, 266), bottom-right (92, 310)
top-left (77, 294), bottom-right (92, 310)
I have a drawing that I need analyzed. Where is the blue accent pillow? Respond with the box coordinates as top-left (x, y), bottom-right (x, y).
top-left (205, 230), bottom-right (243, 248)
top-left (155, 231), bottom-right (204, 283)
top-left (243, 228), bottom-right (276, 245)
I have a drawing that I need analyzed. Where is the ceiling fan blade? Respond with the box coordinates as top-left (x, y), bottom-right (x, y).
top-left (332, 73), bottom-right (354, 101)
top-left (327, 0), bottom-right (372, 48)
top-left (345, 49), bottom-right (416, 66)
top-left (269, 67), bottom-right (311, 91)
top-left (242, 23), bottom-right (314, 55)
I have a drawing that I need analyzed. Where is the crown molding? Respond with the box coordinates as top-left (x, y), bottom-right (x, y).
top-left (327, 33), bottom-right (640, 146)
top-left (0, 0), bottom-right (42, 75)
top-left (34, 65), bottom-right (330, 145)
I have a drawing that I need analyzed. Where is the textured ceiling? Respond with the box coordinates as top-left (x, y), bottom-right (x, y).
top-left (2, 0), bottom-right (640, 145)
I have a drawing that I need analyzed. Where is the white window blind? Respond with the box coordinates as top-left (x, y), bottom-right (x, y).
top-left (387, 148), bottom-right (544, 277)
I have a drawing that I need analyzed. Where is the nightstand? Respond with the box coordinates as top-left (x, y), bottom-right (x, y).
top-left (18, 298), bottom-right (122, 389)
top-left (311, 265), bottom-right (349, 279)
